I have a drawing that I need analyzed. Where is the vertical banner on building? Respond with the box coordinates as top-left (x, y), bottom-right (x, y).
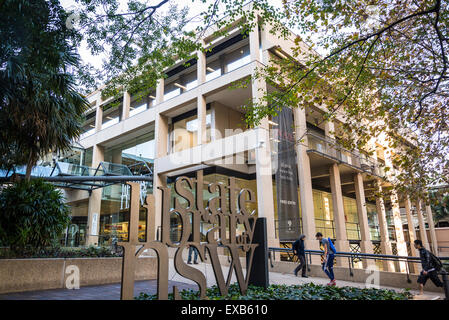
top-left (273, 107), bottom-right (301, 241)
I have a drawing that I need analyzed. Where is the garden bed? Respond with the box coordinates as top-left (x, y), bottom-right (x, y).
top-left (0, 245), bottom-right (122, 259)
top-left (136, 283), bottom-right (412, 300)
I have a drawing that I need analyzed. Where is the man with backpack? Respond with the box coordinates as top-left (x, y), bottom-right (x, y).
top-left (316, 232), bottom-right (337, 286)
top-left (292, 234), bottom-right (308, 278)
top-left (414, 239), bottom-right (444, 295)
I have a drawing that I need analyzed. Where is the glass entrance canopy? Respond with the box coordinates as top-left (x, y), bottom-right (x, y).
top-left (0, 160), bottom-right (153, 191)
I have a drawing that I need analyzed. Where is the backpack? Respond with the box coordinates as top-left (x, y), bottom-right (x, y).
top-left (429, 251), bottom-right (443, 271)
top-left (328, 237), bottom-right (337, 254)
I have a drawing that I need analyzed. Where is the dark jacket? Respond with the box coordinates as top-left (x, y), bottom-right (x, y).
top-left (419, 247), bottom-right (435, 272)
top-left (292, 237), bottom-right (305, 256)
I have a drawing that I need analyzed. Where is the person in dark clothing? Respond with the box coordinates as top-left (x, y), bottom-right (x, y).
top-left (292, 235), bottom-right (308, 277)
top-left (414, 239), bottom-right (443, 295)
top-left (187, 233), bottom-right (199, 264)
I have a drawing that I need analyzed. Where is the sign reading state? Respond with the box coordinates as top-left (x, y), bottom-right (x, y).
top-left (119, 170), bottom-right (261, 300)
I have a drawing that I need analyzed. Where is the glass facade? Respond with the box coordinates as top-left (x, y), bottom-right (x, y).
top-left (170, 110), bottom-right (211, 153)
top-left (367, 203), bottom-right (380, 241)
top-left (226, 43), bottom-right (250, 72)
top-left (313, 190), bottom-right (335, 239)
top-left (65, 131), bottom-right (155, 246)
top-left (65, 201), bottom-right (88, 247)
top-left (99, 131), bottom-right (155, 245)
top-left (343, 197), bottom-right (360, 240)
top-left (102, 99), bottom-right (122, 130)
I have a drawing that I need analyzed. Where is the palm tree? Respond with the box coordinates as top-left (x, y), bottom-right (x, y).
top-left (0, 0), bottom-right (88, 179)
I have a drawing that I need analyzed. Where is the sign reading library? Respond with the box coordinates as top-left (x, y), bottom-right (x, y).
top-left (119, 171), bottom-right (260, 300)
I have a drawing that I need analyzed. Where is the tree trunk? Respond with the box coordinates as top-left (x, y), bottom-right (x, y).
top-left (25, 155), bottom-right (36, 181)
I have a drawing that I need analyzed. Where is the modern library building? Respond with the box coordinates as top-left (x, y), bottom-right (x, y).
top-left (21, 9), bottom-right (442, 273)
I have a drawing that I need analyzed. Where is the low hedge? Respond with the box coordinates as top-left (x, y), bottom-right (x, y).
top-left (0, 245), bottom-right (122, 259)
top-left (136, 283), bottom-right (412, 300)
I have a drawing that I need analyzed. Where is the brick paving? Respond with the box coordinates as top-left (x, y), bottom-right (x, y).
top-left (0, 280), bottom-right (197, 300)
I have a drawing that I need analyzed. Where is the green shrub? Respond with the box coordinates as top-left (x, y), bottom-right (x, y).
top-left (136, 283), bottom-right (412, 300)
top-left (0, 179), bottom-right (71, 252)
top-left (0, 245), bottom-right (122, 259)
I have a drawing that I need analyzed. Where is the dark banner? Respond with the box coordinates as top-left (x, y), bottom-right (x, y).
top-left (273, 108), bottom-right (301, 241)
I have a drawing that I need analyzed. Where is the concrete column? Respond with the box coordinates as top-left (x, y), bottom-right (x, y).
top-left (404, 196), bottom-right (418, 257)
top-left (416, 199), bottom-right (430, 250)
top-left (383, 148), bottom-right (408, 272)
top-left (252, 76), bottom-right (279, 252)
top-left (259, 19), bottom-right (270, 65)
top-left (94, 96), bottom-right (103, 132)
top-left (152, 112), bottom-right (169, 240)
top-left (375, 182), bottom-right (395, 272)
top-left (293, 107), bottom-right (320, 262)
top-left (354, 173), bottom-right (374, 267)
top-left (197, 95), bottom-right (207, 146)
top-left (122, 91), bottom-right (131, 120)
top-left (249, 21), bottom-right (260, 62)
top-left (197, 41), bottom-right (206, 85)
top-left (390, 190), bottom-right (408, 273)
top-left (324, 121), bottom-right (334, 137)
top-left (425, 204), bottom-right (438, 254)
top-left (156, 78), bottom-right (164, 105)
top-left (111, 148), bottom-right (122, 164)
top-left (86, 144), bottom-right (104, 245)
top-left (404, 196), bottom-right (419, 274)
top-left (329, 163), bottom-right (350, 265)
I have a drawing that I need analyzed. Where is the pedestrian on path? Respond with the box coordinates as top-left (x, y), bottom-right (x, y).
top-left (414, 239), bottom-right (444, 295)
top-left (292, 234), bottom-right (308, 278)
top-left (316, 232), bottom-right (336, 286)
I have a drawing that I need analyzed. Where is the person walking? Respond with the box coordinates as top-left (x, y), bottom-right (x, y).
top-left (316, 232), bottom-right (336, 286)
top-left (292, 235), bottom-right (308, 277)
top-left (187, 233), bottom-right (199, 264)
top-left (414, 239), bottom-right (444, 295)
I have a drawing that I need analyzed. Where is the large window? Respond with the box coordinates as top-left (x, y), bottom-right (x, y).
top-left (226, 43), bottom-right (250, 72)
top-left (313, 190), bottom-right (335, 239)
top-left (66, 201), bottom-right (88, 247)
top-left (80, 109), bottom-right (96, 139)
top-left (95, 132), bottom-right (155, 245)
top-left (367, 203), bottom-right (380, 241)
top-left (170, 109), bottom-right (211, 153)
top-left (343, 197), bottom-right (360, 240)
top-left (101, 99), bottom-right (122, 130)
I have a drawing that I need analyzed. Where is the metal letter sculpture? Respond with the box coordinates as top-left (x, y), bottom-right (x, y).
top-left (119, 170), bottom-right (260, 300)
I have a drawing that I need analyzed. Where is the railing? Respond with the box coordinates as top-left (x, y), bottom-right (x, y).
top-left (268, 246), bottom-right (449, 299)
top-left (306, 132), bottom-right (384, 177)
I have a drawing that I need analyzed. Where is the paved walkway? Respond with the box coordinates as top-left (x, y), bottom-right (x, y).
top-left (0, 280), bottom-right (196, 300)
top-left (0, 259), bottom-right (443, 300)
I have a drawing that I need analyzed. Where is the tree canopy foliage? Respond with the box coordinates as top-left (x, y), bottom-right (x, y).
top-left (3, 0), bottom-right (445, 197)
top-left (65, 0), bottom-right (448, 198)
top-left (200, 0), bottom-right (449, 199)
top-left (0, 0), bottom-right (88, 177)
top-left (72, 0), bottom-right (202, 102)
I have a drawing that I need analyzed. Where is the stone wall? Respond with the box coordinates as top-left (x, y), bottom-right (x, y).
top-left (0, 257), bottom-right (157, 294)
